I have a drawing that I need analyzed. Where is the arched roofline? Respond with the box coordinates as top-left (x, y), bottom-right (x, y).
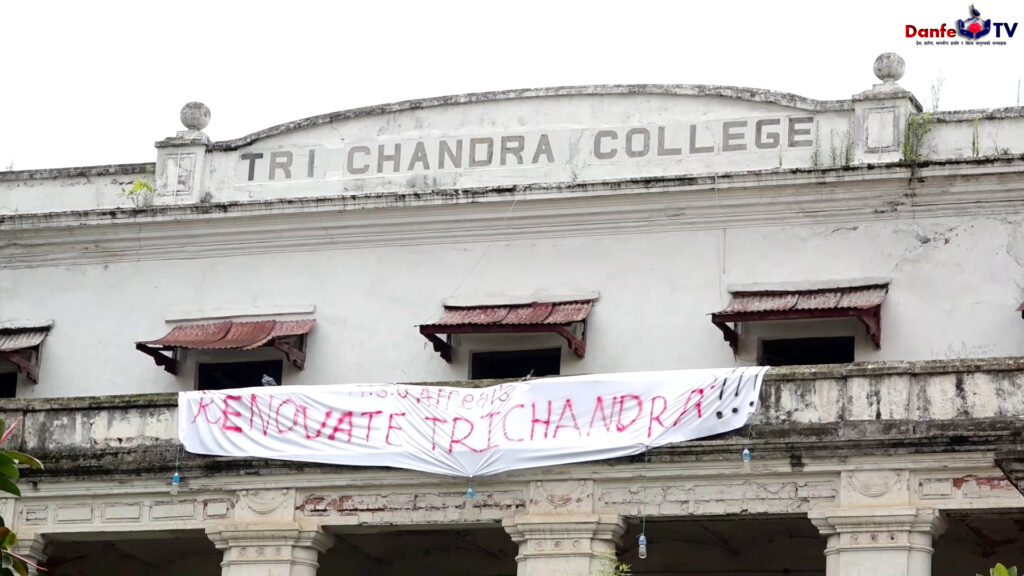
top-left (209, 84), bottom-right (853, 151)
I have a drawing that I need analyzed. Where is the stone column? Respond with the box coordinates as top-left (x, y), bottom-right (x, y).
top-left (206, 522), bottom-right (333, 576)
top-left (809, 507), bottom-right (945, 576)
top-left (503, 514), bottom-right (625, 576)
top-left (9, 533), bottom-right (48, 576)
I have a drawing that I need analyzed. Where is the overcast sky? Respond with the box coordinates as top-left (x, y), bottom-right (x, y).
top-left (2, 0), bottom-right (1021, 170)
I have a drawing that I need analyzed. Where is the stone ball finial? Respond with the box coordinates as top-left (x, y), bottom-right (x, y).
top-left (873, 53), bottom-right (905, 83)
top-left (180, 102), bottom-right (211, 132)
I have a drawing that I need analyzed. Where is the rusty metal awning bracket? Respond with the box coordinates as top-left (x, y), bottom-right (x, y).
top-left (135, 343), bottom-right (179, 375)
top-left (711, 320), bottom-right (740, 353)
top-left (269, 335), bottom-right (307, 370)
top-left (711, 307), bottom-right (883, 354)
top-left (0, 348), bottom-right (41, 383)
top-left (419, 322), bottom-right (587, 363)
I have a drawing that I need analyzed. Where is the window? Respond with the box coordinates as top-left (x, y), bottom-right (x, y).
top-left (759, 337), bottom-right (855, 366)
top-left (197, 360), bottom-right (283, 391)
top-left (471, 348), bottom-right (560, 380)
top-left (0, 372), bottom-right (15, 398)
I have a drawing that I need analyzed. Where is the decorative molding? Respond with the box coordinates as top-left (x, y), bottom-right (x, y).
top-left (54, 505), bottom-right (93, 523)
top-left (295, 488), bottom-right (526, 524)
top-left (3, 162), bottom-right (1023, 269)
top-left (848, 470), bottom-right (906, 498)
top-left (237, 489), bottom-right (294, 521)
top-left (151, 501), bottom-right (196, 520)
top-left (599, 477), bottom-right (839, 516)
top-left (102, 503), bottom-right (142, 521)
top-left (530, 480), bottom-right (592, 513)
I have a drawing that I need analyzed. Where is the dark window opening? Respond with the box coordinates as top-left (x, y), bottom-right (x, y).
top-left (759, 336), bottom-right (855, 366)
top-left (0, 372), bottom-right (16, 398)
top-left (197, 360), bottom-right (283, 391)
top-left (471, 348), bottom-right (561, 380)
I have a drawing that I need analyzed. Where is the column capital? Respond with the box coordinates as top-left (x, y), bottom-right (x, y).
top-left (206, 522), bottom-right (333, 576)
top-left (503, 513), bottom-right (625, 546)
top-left (808, 508), bottom-right (945, 576)
top-left (809, 507), bottom-right (946, 537)
top-left (503, 514), bottom-right (624, 576)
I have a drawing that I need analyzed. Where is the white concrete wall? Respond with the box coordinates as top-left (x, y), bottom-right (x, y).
top-left (3, 202), bottom-right (1023, 398)
top-left (0, 165), bottom-right (153, 213)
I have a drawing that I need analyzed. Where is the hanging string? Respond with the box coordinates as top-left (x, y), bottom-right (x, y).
top-left (742, 412), bottom-right (755, 473)
top-left (638, 448), bottom-right (649, 559)
top-left (170, 445), bottom-right (182, 495)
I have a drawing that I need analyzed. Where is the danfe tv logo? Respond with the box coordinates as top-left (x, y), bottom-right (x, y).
top-left (906, 5), bottom-right (1017, 40)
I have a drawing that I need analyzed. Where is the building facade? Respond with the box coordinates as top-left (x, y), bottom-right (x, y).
top-left (1, 53), bottom-right (1024, 575)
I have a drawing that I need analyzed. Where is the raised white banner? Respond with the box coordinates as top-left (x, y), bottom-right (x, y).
top-left (178, 367), bottom-right (767, 477)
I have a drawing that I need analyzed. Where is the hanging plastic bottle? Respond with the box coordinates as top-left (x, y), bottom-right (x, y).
top-left (638, 534), bottom-right (648, 559)
top-left (466, 484), bottom-right (475, 499)
top-left (170, 471), bottom-right (181, 495)
top-left (742, 447), bottom-right (751, 473)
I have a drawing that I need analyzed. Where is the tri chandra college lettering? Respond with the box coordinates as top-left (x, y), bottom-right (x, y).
top-left (236, 116), bottom-right (815, 183)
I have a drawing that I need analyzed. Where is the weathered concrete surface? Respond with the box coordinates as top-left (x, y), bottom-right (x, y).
top-left (995, 450), bottom-right (1024, 493)
top-left (0, 163), bottom-right (154, 214)
top-left (2, 160), bottom-right (1023, 399)
top-left (3, 358), bottom-right (1023, 479)
top-left (1, 78), bottom-right (1020, 211)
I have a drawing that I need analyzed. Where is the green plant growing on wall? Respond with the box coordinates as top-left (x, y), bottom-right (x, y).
top-left (977, 563), bottom-right (1018, 576)
top-left (809, 123), bottom-right (822, 168)
top-left (118, 179), bottom-right (156, 207)
top-left (903, 112), bottom-right (934, 165)
top-left (596, 550), bottom-right (632, 576)
top-left (0, 417), bottom-right (45, 575)
top-left (828, 124), bottom-right (854, 167)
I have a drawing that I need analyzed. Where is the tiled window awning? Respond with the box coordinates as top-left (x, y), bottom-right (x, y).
top-left (419, 300), bottom-right (594, 362)
top-left (136, 319), bottom-right (315, 374)
top-left (711, 284), bottom-right (888, 353)
top-left (0, 321), bottom-right (53, 383)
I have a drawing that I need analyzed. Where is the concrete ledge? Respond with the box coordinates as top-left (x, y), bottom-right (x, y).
top-left (762, 356), bottom-right (1024, 380)
top-left (4, 357), bottom-right (1024, 478)
top-left (0, 163), bottom-right (154, 182)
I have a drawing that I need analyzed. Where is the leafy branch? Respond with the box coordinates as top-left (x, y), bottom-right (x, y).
top-left (596, 550), bottom-right (632, 576)
top-left (978, 564), bottom-right (1018, 576)
top-left (0, 417), bottom-right (45, 576)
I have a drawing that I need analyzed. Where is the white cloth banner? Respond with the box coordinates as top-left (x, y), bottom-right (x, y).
top-left (178, 367), bottom-right (767, 477)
